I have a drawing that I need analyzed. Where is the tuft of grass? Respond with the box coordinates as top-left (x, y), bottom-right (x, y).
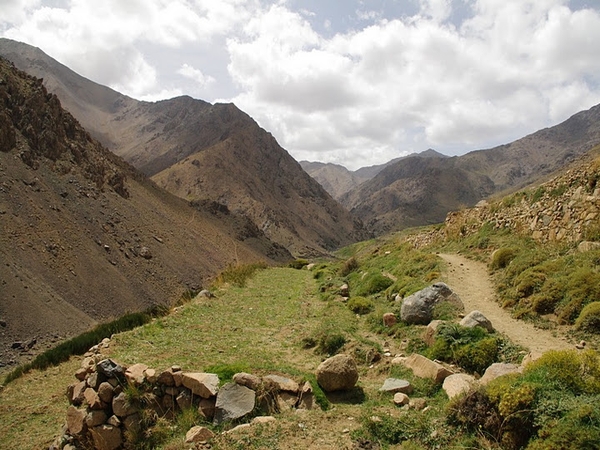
top-left (213, 262), bottom-right (268, 288)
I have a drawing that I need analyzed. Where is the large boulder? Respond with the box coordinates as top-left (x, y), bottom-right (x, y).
top-left (400, 283), bottom-right (463, 325)
top-left (213, 382), bottom-right (256, 424)
top-left (315, 354), bottom-right (359, 392)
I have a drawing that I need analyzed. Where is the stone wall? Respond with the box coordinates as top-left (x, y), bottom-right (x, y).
top-left (441, 157), bottom-right (600, 246)
top-left (53, 345), bottom-right (317, 450)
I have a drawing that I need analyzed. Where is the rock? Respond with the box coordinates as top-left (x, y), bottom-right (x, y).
top-left (139, 246), bottom-right (152, 259)
top-left (395, 354), bottom-right (452, 383)
top-left (97, 382), bottom-right (114, 404)
top-left (66, 406), bottom-right (87, 435)
top-left (578, 241), bottom-right (600, 252)
top-left (223, 423), bottom-right (251, 434)
top-left (125, 363), bottom-right (148, 385)
top-left (70, 381), bottom-right (87, 406)
top-left (90, 424), bottom-right (122, 450)
top-left (112, 392), bottom-right (137, 417)
top-left (263, 374), bottom-right (299, 393)
top-left (74, 368), bottom-right (88, 381)
top-left (479, 363), bottom-right (523, 385)
top-left (197, 289), bottom-right (214, 298)
top-left (123, 413), bottom-right (142, 434)
top-left (442, 373), bottom-right (477, 399)
top-left (86, 372), bottom-right (104, 390)
top-left (233, 372), bottom-right (262, 390)
top-left (400, 282), bottom-right (463, 325)
top-left (521, 351), bottom-right (542, 367)
top-left (297, 381), bottom-right (315, 410)
top-left (84, 387), bottom-right (103, 410)
top-left (423, 319), bottom-right (444, 346)
top-left (339, 284), bottom-right (349, 297)
top-left (409, 398), bottom-right (428, 410)
top-left (379, 378), bottom-right (413, 394)
top-left (85, 410), bottom-right (108, 428)
top-left (106, 415), bottom-right (121, 427)
top-left (96, 359), bottom-right (125, 380)
top-left (393, 392), bottom-right (410, 406)
top-left (185, 426), bottom-right (215, 443)
top-left (198, 397), bottom-right (216, 420)
top-left (176, 389), bottom-right (193, 410)
top-left (460, 310), bottom-right (494, 332)
top-left (144, 368), bottom-right (157, 383)
top-left (156, 369), bottom-right (175, 386)
top-left (252, 415), bottom-right (277, 424)
top-left (182, 372), bottom-right (220, 398)
top-left (214, 382), bottom-right (256, 424)
top-left (277, 392), bottom-right (298, 411)
top-left (382, 313), bottom-right (397, 327)
top-left (316, 354), bottom-right (359, 392)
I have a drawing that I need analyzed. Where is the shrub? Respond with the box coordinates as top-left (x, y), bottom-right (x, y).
top-left (214, 262), bottom-right (268, 287)
top-left (347, 296), bottom-right (374, 315)
top-left (353, 272), bottom-right (394, 296)
top-left (515, 270), bottom-right (546, 298)
top-left (288, 258), bottom-right (309, 269)
top-left (454, 337), bottom-right (499, 375)
top-left (339, 256), bottom-right (359, 277)
top-left (575, 302), bottom-right (600, 333)
top-left (491, 248), bottom-right (518, 270)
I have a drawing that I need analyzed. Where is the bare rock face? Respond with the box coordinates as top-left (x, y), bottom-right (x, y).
top-left (460, 310), bottom-right (494, 332)
top-left (315, 354), bottom-right (359, 392)
top-left (213, 382), bottom-right (256, 424)
top-left (400, 283), bottom-right (463, 325)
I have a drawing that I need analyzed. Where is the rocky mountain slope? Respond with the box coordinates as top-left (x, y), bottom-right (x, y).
top-left (0, 38), bottom-right (367, 256)
top-left (0, 57), bottom-right (290, 369)
top-left (341, 105), bottom-right (600, 235)
top-left (300, 149), bottom-right (446, 200)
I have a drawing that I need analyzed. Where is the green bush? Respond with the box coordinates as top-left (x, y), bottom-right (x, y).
top-left (347, 296), bottom-right (374, 315)
top-left (353, 271), bottom-right (394, 296)
top-left (215, 262), bottom-right (268, 287)
top-left (454, 337), bottom-right (499, 375)
top-left (339, 256), bottom-right (359, 277)
top-left (288, 258), bottom-right (309, 269)
top-left (575, 301), bottom-right (600, 333)
top-left (491, 248), bottom-right (518, 270)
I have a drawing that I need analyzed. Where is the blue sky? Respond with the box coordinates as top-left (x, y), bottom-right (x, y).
top-left (2, 0), bottom-right (600, 169)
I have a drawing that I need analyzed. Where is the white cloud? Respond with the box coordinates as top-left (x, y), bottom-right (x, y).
top-left (2, 0), bottom-right (600, 169)
top-left (177, 63), bottom-right (215, 87)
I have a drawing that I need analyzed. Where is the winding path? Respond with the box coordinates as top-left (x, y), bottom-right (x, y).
top-left (439, 253), bottom-right (572, 354)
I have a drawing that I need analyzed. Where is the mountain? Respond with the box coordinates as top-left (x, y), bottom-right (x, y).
top-left (0, 38), bottom-right (368, 256)
top-left (341, 105), bottom-right (600, 235)
top-left (0, 56), bottom-right (290, 369)
top-left (301, 149), bottom-right (447, 200)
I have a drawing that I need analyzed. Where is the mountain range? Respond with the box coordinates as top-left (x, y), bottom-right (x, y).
top-left (2, 37), bottom-right (600, 368)
top-left (0, 38), bottom-right (367, 257)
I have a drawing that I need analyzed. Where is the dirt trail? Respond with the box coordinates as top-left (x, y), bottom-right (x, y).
top-left (439, 253), bottom-right (572, 354)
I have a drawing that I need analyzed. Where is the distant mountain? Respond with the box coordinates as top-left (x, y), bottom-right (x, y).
top-left (341, 105), bottom-right (600, 234)
top-left (301, 149), bottom-right (447, 200)
top-left (0, 38), bottom-right (368, 256)
top-left (0, 56), bottom-right (290, 368)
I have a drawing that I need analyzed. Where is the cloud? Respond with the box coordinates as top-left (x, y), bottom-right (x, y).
top-left (2, 0), bottom-right (600, 169)
top-left (177, 63), bottom-right (215, 87)
top-left (224, 0), bottom-right (600, 169)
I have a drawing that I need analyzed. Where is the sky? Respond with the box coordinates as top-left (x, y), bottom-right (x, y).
top-left (2, 0), bottom-right (600, 170)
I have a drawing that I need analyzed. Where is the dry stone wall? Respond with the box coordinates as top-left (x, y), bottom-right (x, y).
top-left (442, 157), bottom-right (600, 245)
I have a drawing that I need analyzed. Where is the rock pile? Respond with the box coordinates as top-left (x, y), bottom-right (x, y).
top-left (54, 355), bottom-right (319, 450)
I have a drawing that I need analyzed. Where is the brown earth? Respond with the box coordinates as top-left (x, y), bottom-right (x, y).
top-left (439, 253), bottom-right (572, 354)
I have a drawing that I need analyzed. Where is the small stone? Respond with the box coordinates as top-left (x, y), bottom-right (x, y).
top-left (442, 373), bottom-right (477, 399)
top-left (233, 372), bottom-right (262, 390)
top-left (66, 406), bottom-right (87, 435)
top-left (112, 392), bottom-right (137, 417)
top-left (379, 378), bottom-right (413, 394)
top-left (90, 424), bottom-right (122, 450)
top-left (85, 410), bottom-right (108, 428)
top-left (182, 372), bottom-right (220, 398)
top-left (185, 426), bottom-right (215, 443)
top-left (315, 354), bottom-right (359, 392)
top-left (125, 363), bottom-right (148, 385)
top-left (263, 374), bottom-right (299, 393)
top-left (383, 313), bottom-right (397, 327)
top-left (156, 369), bottom-right (175, 386)
top-left (97, 382), bottom-right (114, 404)
top-left (393, 392), bottom-right (410, 406)
top-left (74, 368), bottom-right (88, 381)
top-left (84, 388), bottom-right (103, 410)
top-left (251, 416), bottom-right (276, 424)
top-left (144, 368), bottom-right (157, 383)
top-left (223, 423), bottom-right (251, 434)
